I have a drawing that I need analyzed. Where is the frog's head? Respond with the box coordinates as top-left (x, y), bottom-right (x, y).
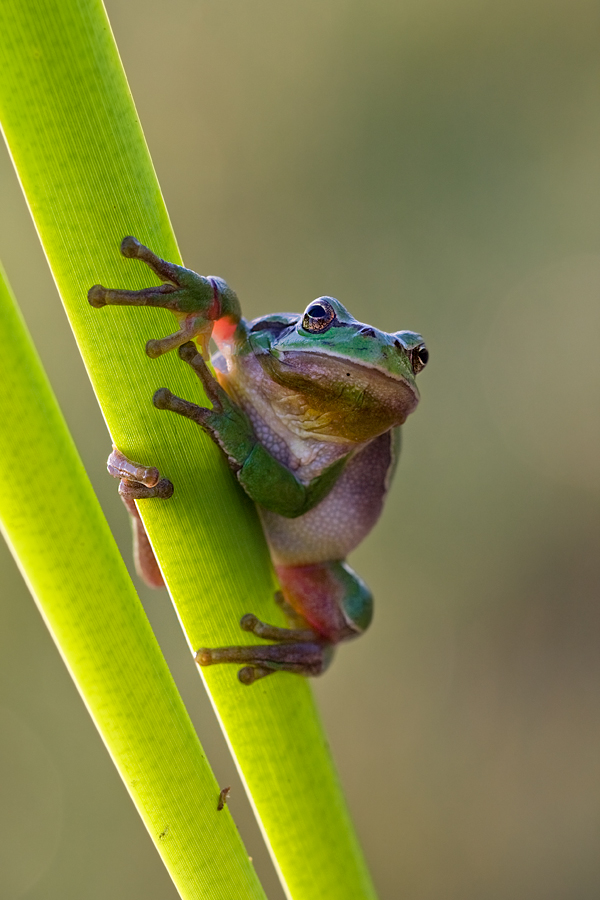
top-left (247, 297), bottom-right (428, 443)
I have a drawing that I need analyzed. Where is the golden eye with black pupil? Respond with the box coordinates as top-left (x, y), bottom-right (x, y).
top-left (302, 299), bottom-right (336, 333)
top-left (412, 345), bottom-right (429, 374)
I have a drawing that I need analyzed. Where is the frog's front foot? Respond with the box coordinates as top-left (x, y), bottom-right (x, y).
top-left (107, 445), bottom-right (173, 587)
top-left (88, 236), bottom-right (240, 358)
top-left (196, 614), bottom-right (333, 684)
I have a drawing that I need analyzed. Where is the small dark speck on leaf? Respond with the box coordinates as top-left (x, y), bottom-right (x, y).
top-left (217, 786), bottom-right (231, 811)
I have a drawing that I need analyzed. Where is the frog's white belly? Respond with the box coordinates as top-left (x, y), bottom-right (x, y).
top-left (259, 430), bottom-right (395, 566)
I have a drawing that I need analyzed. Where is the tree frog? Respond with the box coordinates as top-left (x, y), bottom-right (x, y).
top-left (89, 237), bottom-right (428, 684)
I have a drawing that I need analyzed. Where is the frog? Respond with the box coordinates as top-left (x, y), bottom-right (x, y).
top-left (88, 236), bottom-right (428, 684)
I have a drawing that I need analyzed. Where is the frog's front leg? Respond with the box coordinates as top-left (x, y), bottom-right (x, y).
top-left (107, 445), bottom-right (173, 588)
top-left (88, 236), bottom-right (241, 358)
top-left (154, 342), bottom-right (349, 517)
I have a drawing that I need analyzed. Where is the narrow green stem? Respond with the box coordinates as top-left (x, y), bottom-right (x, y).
top-left (0, 2), bottom-right (378, 897)
top-left (0, 263), bottom-right (265, 899)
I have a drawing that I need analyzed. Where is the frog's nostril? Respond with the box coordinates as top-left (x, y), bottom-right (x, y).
top-left (360, 327), bottom-right (376, 338)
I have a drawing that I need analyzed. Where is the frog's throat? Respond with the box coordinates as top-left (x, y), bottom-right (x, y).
top-left (255, 351), bottom-right (419, 444)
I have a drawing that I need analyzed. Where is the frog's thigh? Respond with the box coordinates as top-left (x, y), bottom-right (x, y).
top-left (275, 560), bottom-right (373, 644)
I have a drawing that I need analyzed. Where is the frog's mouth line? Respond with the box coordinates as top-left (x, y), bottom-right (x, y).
top-left (269, 345), bottom-right (416, 384)
top-left (271, 349), bottom-right (418, 394)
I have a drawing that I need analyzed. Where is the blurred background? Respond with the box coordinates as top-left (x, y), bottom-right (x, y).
top-left (1, 0), bottom-right (599, 897)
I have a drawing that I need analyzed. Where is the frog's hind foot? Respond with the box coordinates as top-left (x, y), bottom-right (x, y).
top-left (108, 445), bottom-right (173, 501)
top-left (107, 446), bottom-right (173, 588)
top-left (195, 613), bottom-right (333, 684)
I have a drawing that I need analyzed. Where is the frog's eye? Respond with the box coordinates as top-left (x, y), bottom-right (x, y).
top-left (411, 344), bottom-right (429, 374)
top-left (302, 299), bottom-right (336, 334)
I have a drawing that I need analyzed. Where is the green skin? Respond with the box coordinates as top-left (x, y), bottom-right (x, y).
top-left (90, 237), bottom-right (428, 685)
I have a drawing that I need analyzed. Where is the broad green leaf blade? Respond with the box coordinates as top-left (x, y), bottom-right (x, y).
top-left (0, 264), bottom-right (265, 900)
top-left (0, 2), bottom-right (378, 898)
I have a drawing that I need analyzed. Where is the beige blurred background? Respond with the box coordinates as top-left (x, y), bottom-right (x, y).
top-left (1, 0), bottom-right (600, 897)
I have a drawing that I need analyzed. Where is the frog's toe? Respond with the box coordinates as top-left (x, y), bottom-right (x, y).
top-left (118, 477), bottom-right (173, 501)
top-left (238, 666), bottom-right (276, 685)
top-left (239, 613), bottom-right (316, 644)
top-left (146, 338), bottom-right (164, 359)
top-left (153, 387), bottom-right (176, 409)
top-left (88, 284), bottom-right (108, 308)
top-left (153, 388), bottom-right (208, 425)
top-left (120, 235), bottom-right (143, 258)
top-left (107, 445), bottom-right (158, 486)
top-left (178, 341), bottom-right (198, 363)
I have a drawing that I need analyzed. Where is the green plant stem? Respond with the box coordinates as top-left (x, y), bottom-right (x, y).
top-left (0, 263), bottom-right (265, 899)
top-left (0, 2), bottom-right (378, 898)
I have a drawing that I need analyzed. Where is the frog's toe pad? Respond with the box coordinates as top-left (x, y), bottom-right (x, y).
top-left (153, 387), bottom-right (175, 409)
top-left (178, 341), bottom-right (198, 363)
top-left (88, 285), bottom-right (107, 308)
top-left (120, 235), bottom-right (142, 258)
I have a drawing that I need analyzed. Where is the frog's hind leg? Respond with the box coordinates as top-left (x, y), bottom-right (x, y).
top-left (196, 616), bottom-right (332, 685)
top-left (275, 560), bottom-right (374, 643)
top-left (195, 561), bottom-right (372, 684)
top-left (107, 446), bottom-right (173, 588)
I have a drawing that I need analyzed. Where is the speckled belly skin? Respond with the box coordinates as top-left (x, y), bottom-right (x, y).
top-left (260, 430), bottom-right (397, 566)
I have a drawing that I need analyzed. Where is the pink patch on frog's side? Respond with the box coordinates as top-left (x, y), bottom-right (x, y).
top-left (212, 315), bottom-right (238, 345)
top-left (275, 563), bottom-right (355, 643)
